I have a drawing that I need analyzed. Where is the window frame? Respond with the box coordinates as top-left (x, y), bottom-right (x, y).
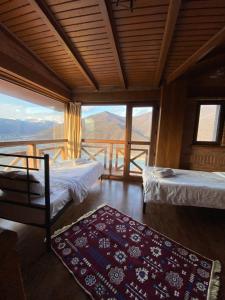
top-left (193, 101), bottom-right (225, 145)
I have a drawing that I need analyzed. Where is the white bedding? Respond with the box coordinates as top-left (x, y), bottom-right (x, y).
top-left (0, 160), bottom-right (104, 220)
top-left (142, 167), bottom-right (225, 209)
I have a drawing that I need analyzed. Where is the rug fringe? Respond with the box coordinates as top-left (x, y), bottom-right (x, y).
top-left (207, 260), bottom-right (221, 300)
top-left (51, 203), bottom-right (107, 238)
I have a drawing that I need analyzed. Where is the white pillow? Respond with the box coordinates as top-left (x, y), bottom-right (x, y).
top-left (74, 158), bottom-right (90, 165)
top-left (51, 158), bottom-right (90, 169)
top-left (0, 171), bottom-right (45, 200)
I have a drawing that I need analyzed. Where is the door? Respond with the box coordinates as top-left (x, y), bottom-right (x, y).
top-left (125, 105), bottom-right (156, 177)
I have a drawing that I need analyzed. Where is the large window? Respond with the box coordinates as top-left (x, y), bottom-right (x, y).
top-left (194, 103), bottom-right (224, 144)
top-left (0, 89), bottom-right (65, 169)
top-left (0, 92), bottom-right (64, 141)
top-left (82, 105), bottom-right (126, 140)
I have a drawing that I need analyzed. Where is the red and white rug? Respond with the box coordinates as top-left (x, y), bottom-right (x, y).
top-left (51, 205), bottom-right (221, 300)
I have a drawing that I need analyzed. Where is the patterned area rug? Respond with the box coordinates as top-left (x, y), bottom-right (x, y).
top-left (51, 205), bottom-right (221, 300)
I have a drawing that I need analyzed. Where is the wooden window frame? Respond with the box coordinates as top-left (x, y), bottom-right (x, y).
top-left (81, 102), bottom-right (159, 179)
top-left (193, 101), bottom-right (225, 146)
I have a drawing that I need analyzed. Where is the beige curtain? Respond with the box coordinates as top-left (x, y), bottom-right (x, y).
top-left (64, 102), bottom-right (81, 159)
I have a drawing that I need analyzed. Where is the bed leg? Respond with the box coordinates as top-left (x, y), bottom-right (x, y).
top-left (143, 202), bottom-right (146, 214)
top-left (142, 183), bottom-right (146, 214)
top-left (46, 226), bottom-right (51, 252)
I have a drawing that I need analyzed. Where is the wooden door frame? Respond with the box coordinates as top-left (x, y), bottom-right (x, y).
top-left (124, 102), bottom-right (159, 180)
top-left (81, 102), bottom-right (159, 181)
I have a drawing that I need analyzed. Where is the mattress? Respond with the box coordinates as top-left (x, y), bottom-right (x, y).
top-left (142, 167), bottom-right (225, 209)
top-left (0, 160), bottom-right (104, 224)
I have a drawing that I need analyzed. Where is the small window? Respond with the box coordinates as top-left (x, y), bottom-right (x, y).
top-left (194, 104), bottom-right (223, 144)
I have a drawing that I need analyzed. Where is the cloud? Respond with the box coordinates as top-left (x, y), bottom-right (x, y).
top-left (82, 106), bottom-right (95, 112)
top-left (133, 107), bottom-right (152, 116)
top-left (82, 105), bottom-right (126, 117)
top-left (0, 95), bottom-right (63, 123)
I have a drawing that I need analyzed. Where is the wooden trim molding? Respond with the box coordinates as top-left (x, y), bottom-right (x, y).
top-left (167, 25), bottom-right (225, 83)
top-left (154, 0), bottom-right (181, 87)
top-left (74, 89), bottom-right (160, 103)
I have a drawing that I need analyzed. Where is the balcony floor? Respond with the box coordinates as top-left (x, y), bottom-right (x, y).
top-left (0, 179), bottom-right (224, 299)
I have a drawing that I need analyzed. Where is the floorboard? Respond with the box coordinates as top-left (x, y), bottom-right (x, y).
top-left (0, 179), bottom-right (224, 300)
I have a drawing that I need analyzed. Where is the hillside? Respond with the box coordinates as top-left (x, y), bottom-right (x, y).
top-left (0, 118), bottom-right (63, 141)
top-left (82, 111), bottom-right (152, 141)
top-left (0, 111), bottom-right (152, 142)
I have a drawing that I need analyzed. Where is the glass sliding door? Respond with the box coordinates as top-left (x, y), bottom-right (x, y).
top-left (81, 105), bottom-right (126, 176)
top-left (81, 104), bottom-right (157, 178)
top-left (126, 106), bottom-right (154, 177)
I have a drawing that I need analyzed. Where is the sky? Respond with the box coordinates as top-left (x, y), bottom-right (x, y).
top-left (0, 92), bottom-right (152, 121)
top-left (82, 105), bottom-right (152, 118)
top-left (0, 93), bottom-right (64, 123)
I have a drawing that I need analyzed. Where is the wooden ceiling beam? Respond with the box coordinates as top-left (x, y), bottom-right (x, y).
top-left (98, 0), bottom-right (127, 89)
top-left (154, 0), bottom-right (181, 87)
top-left (167, 25), bottom-right (225, 84)
top-left (29, 0), bottom-right (99, 90)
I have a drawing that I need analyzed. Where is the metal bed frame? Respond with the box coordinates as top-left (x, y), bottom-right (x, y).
top-left (0, 153), bottom-right (72, 251)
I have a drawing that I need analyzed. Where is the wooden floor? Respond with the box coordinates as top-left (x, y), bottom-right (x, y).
top-left (0, 179), bottom-right (225, 300)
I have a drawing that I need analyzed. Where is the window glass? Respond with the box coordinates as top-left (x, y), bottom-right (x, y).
top-left (81, 105), bottom-right (126, 140)
top-left (0, 92), bottom-right (64, 141)
top-left (131, 107), bottom-right (152, 142)
top-left (196, 104), bottom-right (221, 142)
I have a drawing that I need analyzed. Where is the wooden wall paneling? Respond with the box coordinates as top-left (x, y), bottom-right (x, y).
top-left (182, 146), bottom-right (225, 172)
top-left (111, 0), bottom-right (169, 88)
top-left (181, 98), bottom-right (225, 172)
top-left (98, 0), bottom-right (127, 89)
top-left (0, 25), bottom-right (70, 101)
top-left (1, 0), bottom-right (225, 93)
top-left (0, 1), bottom-right (92, 89)
top-left (164, 0), bottom-right (225, 82)
top-left (154, 0), bottom-right (181, 87)
top-left (167, 26), bottom-right (225, 83)
top-left (155, 78), bottom-right (187, 168)
top-left (187, 52), bottom-right (225, 97)
top-left (46, 0), bottom-right (123, 89)
top-left (180, 100), bottom-right (197, 169)
top-left (28, 0), bottom-right (98, 90)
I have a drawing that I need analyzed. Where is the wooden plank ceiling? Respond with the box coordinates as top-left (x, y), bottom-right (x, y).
top-left (0, 0), bottom-right (225, 92)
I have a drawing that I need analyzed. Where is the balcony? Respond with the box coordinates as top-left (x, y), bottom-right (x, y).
top-left (0, 139), bottom-right (67, 170)
top-left (0, 139), bottom-right (149, 177)
top-left (81, 139), bottom-right (149, 177)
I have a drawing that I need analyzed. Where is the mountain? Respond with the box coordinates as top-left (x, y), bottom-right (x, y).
top-left (132, 112), bottom-right (152, 140)
top-left (82, 111), bottom-right (126, 140)
top-left (0, 118), bottom-right (62, 141)
top-left (0, 111), bottom-right (152, 142)
top-left (82, 111), bottom-right (152, 141)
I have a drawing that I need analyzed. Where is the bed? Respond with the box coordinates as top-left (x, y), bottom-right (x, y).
top-left (0, 153), bottom-right (104, 249)
top-left (142, 166), bottom-right (225, 213)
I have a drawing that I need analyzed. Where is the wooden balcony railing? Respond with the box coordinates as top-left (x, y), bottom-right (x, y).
top-left (81, 139), bottom-right (149, 175)
top-left (0, 139), bottom-right (67, 170)
top-left (0, 138), bottom-right (149, 175)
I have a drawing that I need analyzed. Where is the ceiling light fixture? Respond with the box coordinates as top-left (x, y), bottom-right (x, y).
top-left (115, 0), bottom-right (135, 12)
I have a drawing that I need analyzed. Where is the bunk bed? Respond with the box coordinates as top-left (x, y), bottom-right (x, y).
top-left (0, 153), bottom-right (104, 250)
top-left (142, 166), bottom-right (225, 213)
